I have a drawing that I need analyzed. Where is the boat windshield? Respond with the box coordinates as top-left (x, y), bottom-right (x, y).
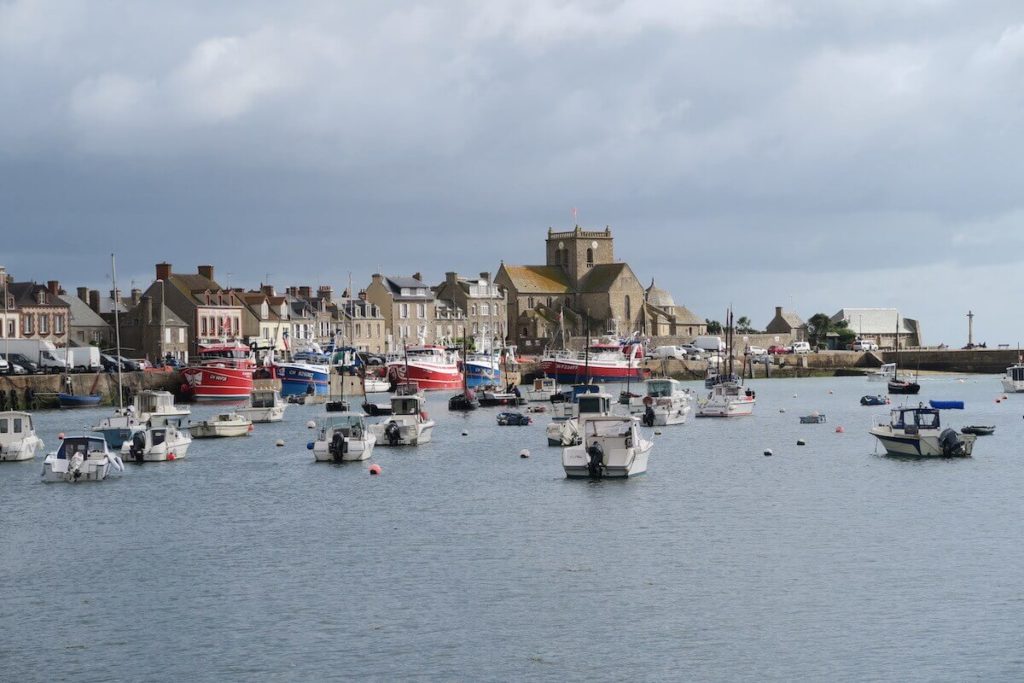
top-left (250, 391), bottom-right (277, 408)
top-left (392, 397), bottom-right (422, 415)
top-left (586, 419), bottom-right (633, 437)
top-left (578, 396), bottom-right (610, 414)
top-left (0, 414), bottom-right (28, 436)
top-left (893, 409), bottom-right (940, 429)
top-left (57, 437), bottom-right (105, 459)
top-left (324, 415), bottom-right (365, 430)
top-left (646, 380), bottom-right (674, 397)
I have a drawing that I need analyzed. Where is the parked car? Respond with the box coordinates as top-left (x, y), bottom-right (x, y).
top-left (851, 340), bottom-right (879, 351)
top-left (745, 345), bottom-right (767, 357)
top-left (768, 345), bottom-right (788, 355)
top-left (100, 354), bottom-right (123, 373)
top-left (788, 341), bottom-right (812, 354)
top-left (3, 353), bottom-right (40, 374)
top-left (115, 356), bottom-right (143, 372)
top-left (678, 344), bottom-right (705, 358)
top-left (0, 356), bottom-right (8, 374)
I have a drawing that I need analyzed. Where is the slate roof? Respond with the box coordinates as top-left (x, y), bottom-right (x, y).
top-left (8, 282), bottom-right (69, 309)
top-left (57, 294), bottom-right (110, 328)
top-left (577, 263), bottom-right (628, 293)
top-left (381, 275), bottom-right (433, 300)
top-left (500, 265), bottom-right (572, 294)
top-left (672, 305), bottom-right (704, 325)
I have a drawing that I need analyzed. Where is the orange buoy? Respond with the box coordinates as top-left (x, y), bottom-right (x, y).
top-left (58, 433), bottom-right (65, 440)
top-left (369, 464), bottom-right (382, 475)
top-left (168, 453), bottom-right (176, 461)
top-left (248, 423), bottom-right (254, 432)
top-left (835, 426), bottom-right (844, 433)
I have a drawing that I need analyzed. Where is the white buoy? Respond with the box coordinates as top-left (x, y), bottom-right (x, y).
top-left (520, 449), bottom-right (530, 458)
top-left (306, 420), bottom-right (316, 429)
top-left (764, 449), bottom-right (773, 456)
top-left (275, 439), bottom-right (285, 447)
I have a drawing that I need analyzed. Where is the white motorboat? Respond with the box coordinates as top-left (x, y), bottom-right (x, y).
top-left (525, 377), bottom-right (558, 402)
top-left (41, 435), bottom-right (124, 482)
top-left (121, 416), bottom-right (192, 463)
top-left (93, 389), bottom-right (191, 448)
top-left (0, 411), bottom-right (44, 461)
top-left (633, 378), bottom-right (693, 426)
top-left (546, 392), bottom-right (613, 447)
top-left (696, 382), bottom-right (756, 417)
top-left (1000, 363), bottom-right (1024, 393)
top-left (867, 363), bottom-right (896, 382)
top-left (870, 405), bottom-right (976, 457)
top-left (369, 394), bottom-right (434, 446)
top-left (311, 414), bottom-right (377, 462)
top-left (236, 389), bottom-right (287, 423)
top-left (562, 413), bottom-right (652, 478)
top-left (189, 413), bottom-right (252, 438)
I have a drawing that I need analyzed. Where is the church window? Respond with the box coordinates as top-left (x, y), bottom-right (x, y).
top-left (625, 295), bottom-right (631, 321)
top-left (586, 248), bottom-right (594, 265)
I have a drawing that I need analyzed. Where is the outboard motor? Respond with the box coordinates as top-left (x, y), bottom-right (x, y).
top-left (129, 431), bottom-right (147, 463)
top-left (643, 405), bottom-right (655, 427)
top-left (329, 431), bottom-right (346, 463)
top-left (939, 428), bottom-right (965, 457)
top-left (586, 442), bottom-right (604, 478)
top-left (385, 421), bottom-right (401, 446)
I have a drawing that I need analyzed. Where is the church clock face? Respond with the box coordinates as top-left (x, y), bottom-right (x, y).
top-left (558, 241), bottom-right (564, 249)
top-left (591, 241), bottom-right (598, 249)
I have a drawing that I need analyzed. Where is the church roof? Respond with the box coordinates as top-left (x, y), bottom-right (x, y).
top-left (577, 263), bottom-right (628, 293)
top-left (645, 278), bottom-right (675, 309)
top-left (500, 265), bottom-right (572, 294)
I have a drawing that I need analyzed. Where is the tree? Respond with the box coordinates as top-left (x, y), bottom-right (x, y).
top-left (736, 316), bottom-right (758, 333)
top-left (806, 313), bottom-right (834, 348)
top-left (705, 319), bottom-right (722, 334)
top-left (834, 320), bottom-right (857, 347)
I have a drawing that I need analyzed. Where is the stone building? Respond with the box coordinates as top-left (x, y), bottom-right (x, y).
top-left (141, 263), bottom-right (245, 353)
top-left (119, 295), bottom-right (190, 363)
top-left (495, 226), bottom-right (647, 351)
top-left (60, 289), bottom-right (114, 348)
top-left (640, 279), bottom-right (707, 338)
top-left (334, 295), bottom-right (387, 354)
top-left (765, 306), bottom-right (807, 342)
top-left (433, 272), bottom-right (507, 348)
top-left (830, 308), bottom-right (921, 349)
top-left (364, 274), bottom-right (436, 351)
top-left (7, 281), bottom-right (70, 347)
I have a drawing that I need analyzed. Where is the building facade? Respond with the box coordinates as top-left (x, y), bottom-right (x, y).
top-left (364, 274), bottom-right (437, 351)
top-left (142, 263), bottom-right (244, 354)
top-left (433, 272), bottom-right (507, 348)
top-left (8, 281), bottom-right (70, 347)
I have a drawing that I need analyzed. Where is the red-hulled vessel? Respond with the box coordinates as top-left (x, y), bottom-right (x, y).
top-left (540, 340), bottom-right (644, 383)
top-left (386, 345), bottom-right (463, 391)
top-left (181, 342), bottom-right (255, 400)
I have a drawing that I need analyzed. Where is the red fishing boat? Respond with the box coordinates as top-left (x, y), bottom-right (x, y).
top-left (181, 342), bottom-right (255, 400)
top-left (540, 339), bottom-right (644, 383)
top-left (386, 345), bottom-right (463, 391)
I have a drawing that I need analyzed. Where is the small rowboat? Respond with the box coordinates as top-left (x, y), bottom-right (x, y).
top-left (799, 413), bottom-right (827, 424)
top-left (58, 393), bottom-right (102, 408)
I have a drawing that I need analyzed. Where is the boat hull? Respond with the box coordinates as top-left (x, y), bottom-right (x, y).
top-left (870, 428), bottom-right (976, 457)
top-left (58, 394), bottom-right (102, 408)
top-left (181, 366), bottom-right (254, 401)
top-left (274, 363), bottom-right (329, 398)
top-left (313, 437), bottom-right (376, 462)
top-left (235, 405), bottom-right (286, 423)
top-left (124, 441), bottom-right (191, 462)
top-left (0, 436), bottom-right (43, 461)
top-left (369, 420), bottom-right (434, 446)
top-left (1000, 377), bottom-right (1024, 393)
top-left (562, 441), bottom-right (651, 478)
top-left (696, 398), bottom-right (755, 418)
top-left (190, 424), bottom-right (251, 438)
top-left (41, 457), bottom-right (112, 482)
top-left (540, 359), bottom-right (642, 383)
top-left (387, 363), bottom-right (462, 391)
top-left (464, 360), bottom-right (501, 389)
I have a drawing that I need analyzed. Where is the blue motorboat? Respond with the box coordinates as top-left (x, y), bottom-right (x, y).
top-left (58, 393), bottom-right (102, 408)
top-left (273, 361), bottom-right (329, 398)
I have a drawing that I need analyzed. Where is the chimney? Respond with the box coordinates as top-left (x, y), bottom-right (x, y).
top-left (156, 262), bottom-right (171, 281)
top-left (47, 280), bottom-right (60, 296)
top-left (89, 290), bottom-right (101, 313)
top-left (479, 272), bottom-right (490, 282)
top-left (358, 289), bottom-right (368, 301)
top-left (131, 288), bottom-right (142, 306)
top-left (298, 286), bottom-right (312, 298)
top-left (286, 286), bottom-right (297, 297)
top-left (197, 265), bottom-right (214, 281)
top-left (446, 271), bottom-right (457, 286)
top-left (775, 306), bottom-right (783, 317)
top-left (318, 285), bottom-right (333, 302)
top-left (413, 272), bottom-right (422, 282)
top-left (142, 295), bottom-right (153, 324)
top-left (261, 284), bottom-right (275, 296)
top-left (77, 287), bottom-right (88, 303)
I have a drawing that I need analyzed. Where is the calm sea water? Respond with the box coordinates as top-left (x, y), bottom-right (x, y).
top-left (2, 375), bottom-right (1024, 682)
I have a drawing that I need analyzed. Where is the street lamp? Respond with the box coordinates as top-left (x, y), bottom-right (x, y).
top-left (155, 278), bottom-right (165, 363)
top-left (0, 266), bottom-right (8, 361)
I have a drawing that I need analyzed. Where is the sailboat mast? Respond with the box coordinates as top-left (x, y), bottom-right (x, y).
top-left (112, 253), bottom-right (124, 411)
top-left (583, 316), bottom-right (591, 384)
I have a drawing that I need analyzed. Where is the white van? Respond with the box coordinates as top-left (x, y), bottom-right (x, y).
top-left (693, 336), bottom-right (726, 353)
top-left (789, 341), bottom-right (811, 354)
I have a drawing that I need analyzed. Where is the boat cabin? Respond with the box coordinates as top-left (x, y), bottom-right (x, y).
top-left (533, 377), bottom-right (557, 392)
top-left (582, 415), bottom-right (637, 449)
top-left (0, 412), bottom-right (33, 443)
top-left (889, 407), bottom-right (941, 431)
top-left (577, 393), bottom-right (612, 415)
top-left (249, 390), bottom-right (281, 408)
top-left (56, 436), bottom-right (107, 459)
top-left (391, 396), bottom-right (425, 416)
top-left (321, 414), bottom-right (367, 438)
top-left (645, 379), bottom-right (680, 397)
top-left (1006, 364), bottom-right (1024, 383)
top-left (135, 390), bottom-right (177, 414)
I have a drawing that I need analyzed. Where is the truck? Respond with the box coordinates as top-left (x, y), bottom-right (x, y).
top-left (64, 345), bottom-right (102, 372)
top-left (1, 339), bottom-right (69, 373)
top-left (693, 335), bottom-right (726, 353)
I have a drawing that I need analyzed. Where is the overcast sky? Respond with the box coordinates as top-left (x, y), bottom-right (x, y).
top-left (3, 0), bottom-right (1022, 345)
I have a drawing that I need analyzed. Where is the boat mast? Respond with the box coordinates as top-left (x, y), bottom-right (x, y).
top-left (112, 253), bottom-right (124, 411)
top-left (583, 315), bottom-right (591, 384)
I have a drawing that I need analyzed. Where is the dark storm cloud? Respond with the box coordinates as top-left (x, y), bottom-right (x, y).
top-left (2, 1), bottom-right (1024, 341)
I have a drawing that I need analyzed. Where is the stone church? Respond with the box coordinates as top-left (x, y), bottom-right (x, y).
top-left (496, 225), bottom-right (702, 351)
